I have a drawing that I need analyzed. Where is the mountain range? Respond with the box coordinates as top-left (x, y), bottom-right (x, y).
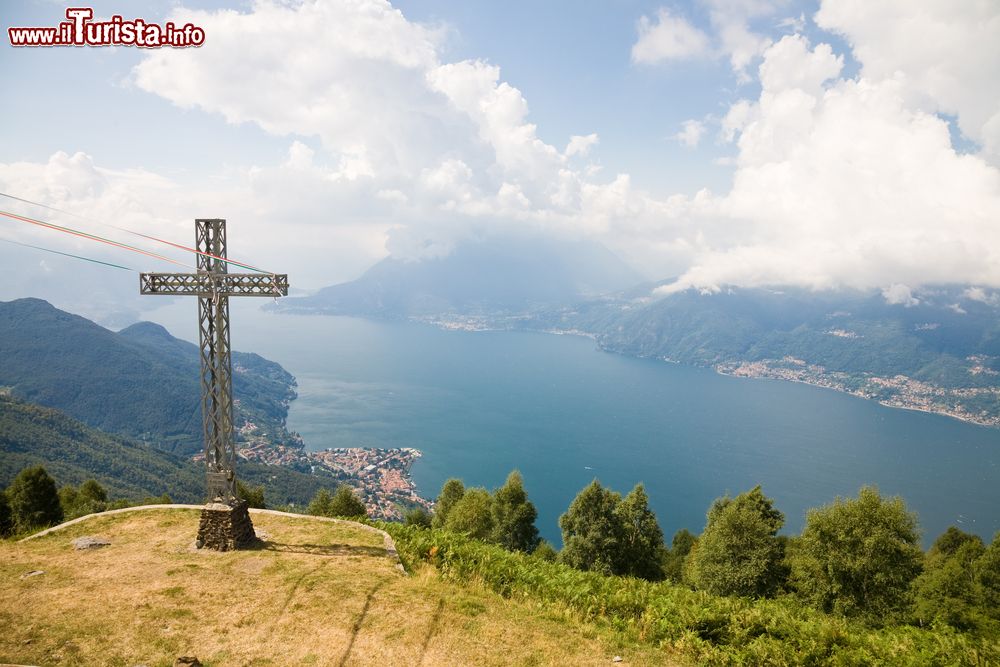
top-left (0, 298), bottom-right (301, 456)
top-left (273, 235), bottom-right (642, 317)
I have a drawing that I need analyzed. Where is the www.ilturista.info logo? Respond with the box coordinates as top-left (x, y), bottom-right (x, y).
top-left (8, 7), bottom-right (205, 48)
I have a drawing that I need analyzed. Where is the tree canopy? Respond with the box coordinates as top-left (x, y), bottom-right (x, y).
top-left (559, 479), bottom-right (624, 576)
top-left (789, 486), bottom-right (923, 621)
top-left (490, 471), bottom-right (540, 553)
top-left (7, 465), bottom-right (63, 531)
top-left (686, 486), bottom-right (785, 597)
top-left (432, 478), bottom-right (466, 529)
top-left (444, 488), bottom-right (494, 541)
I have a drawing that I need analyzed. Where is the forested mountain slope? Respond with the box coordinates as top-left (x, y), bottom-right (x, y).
top-left (0, 298), bottom-right (299, 455)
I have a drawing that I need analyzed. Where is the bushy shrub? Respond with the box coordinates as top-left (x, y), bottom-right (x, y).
top-left (237, 480), bottom-right (266, 509)
top-left (403, 506), bottom-right (432, 528)
top-left (307, 485), bottom-right (367, 518)
top-left (7, 465), bottom-right (63, 531)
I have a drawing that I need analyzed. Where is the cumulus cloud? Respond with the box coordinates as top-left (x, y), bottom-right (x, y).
top-left (675, 120), bottom-right (706, 147)
top-left (815, 0), bottom-right (1000, 162)
top-left (963, 287), bottom-right (1000, 307)
top-left (631, 9), bottom-right (711, 64)
top-left (703, 0), bottom-right (782, 80)
top-left (882, 284), bottom-right (919, 307)
top-left (565, 133), bottom-right (599, 157)
top-left (659, 31), bottom-right (1000, 294)
top-left (633, 1), bottom-right (788, 80)
top-left (126, 0), bottom-right (665, 269)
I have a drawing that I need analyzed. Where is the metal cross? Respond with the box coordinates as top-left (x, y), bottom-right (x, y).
top-left (140, 219), bottom-right (288, 503)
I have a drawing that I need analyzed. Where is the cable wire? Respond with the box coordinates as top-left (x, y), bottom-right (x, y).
top-left (0, 236), bottom-right (133, 271)
top-left (0, 208), bottom-right (196, 269)
top-left (0, 191), bottom-right (267, 273)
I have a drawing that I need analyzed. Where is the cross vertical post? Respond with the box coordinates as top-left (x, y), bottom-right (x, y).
top-left (197, 219), bottom-right (237, 502)
top-left (140, 218), bottom-right (288, 549)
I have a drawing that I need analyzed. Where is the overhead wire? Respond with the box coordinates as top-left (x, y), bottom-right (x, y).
top-left (0, 236), bottom-right (133, 271)
top-left (0, 191), bottom-right (267, 273)
top-left (0, 208), bottom-right (196, 269)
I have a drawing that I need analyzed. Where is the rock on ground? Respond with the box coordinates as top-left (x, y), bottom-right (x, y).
top-left (71, 536), bottom-right (111, 550)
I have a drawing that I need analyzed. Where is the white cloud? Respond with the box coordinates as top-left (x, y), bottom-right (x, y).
top-left (0, 149), bottom-right (391, 290)
top-left (777, 13), bottom-right (806, 33)
top-left (882, 284), bottom-right (919, 307)
top-left (565, 133), bottom-right (599, 157)
top-left (675, 120), bottom-right (706, 147)
top-left (658, 33), bottom-right (1000, 294)
top-left (703, 0), bottom-right (789, 81)
top-left (631, 9), bottom-right (711, 64)
top-left (632, 2), bottom-right (789, 81)
top-left (128, 0), bottom-right (652, 267)
top-left (963, 287), bottom-right (1000, 307)
top-left (815, 0), bottom-right (1000, 162)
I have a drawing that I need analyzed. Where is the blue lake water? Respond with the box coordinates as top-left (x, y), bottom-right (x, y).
top-left (146, 302), bottom-right (1000, 547)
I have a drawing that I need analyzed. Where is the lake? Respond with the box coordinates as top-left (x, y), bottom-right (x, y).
top-left (144, 301), bottom-right (1000, 547)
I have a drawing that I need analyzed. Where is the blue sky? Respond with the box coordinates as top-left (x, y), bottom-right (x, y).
top-left (0, 0), bottom-right (790, 192)
top-left (1, 0), bottom-right (999, 318)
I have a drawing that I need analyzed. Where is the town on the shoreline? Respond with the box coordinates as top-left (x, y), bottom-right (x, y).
top-left (219, 428), bottom-right (431, 519)
top-left (718, 357), bottom-right (1000, 428)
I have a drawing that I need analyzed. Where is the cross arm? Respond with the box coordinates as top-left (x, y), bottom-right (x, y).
top-left (139, 272), bottom-right (289, 297)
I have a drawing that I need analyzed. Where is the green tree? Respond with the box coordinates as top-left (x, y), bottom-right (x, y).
top-left (307, 488), bottom-right (333, 517)
top-left (976, 533), bottom-right (1000, 626)
top-left (79, 479), bottom-right (108, 503)
top-left (687, 486), bottom-right (785, 597)
top-left (558, 480), bottom-right (624, 575)
top-left (790, 486), bottom-right (923, 622)
top-left (432, 478), bottom-right (466, 529)
top-left (615, 483), bottom-right (665, 580)
top-left (404, 506), bottom-right (432, 528)
top-left (663, 528), bottom-right (696, 583)
top-left (59, 479), bottom-right (110, 520)
top-left (0, 490), bottom-right (13, 538)
top-left (328, 485), bottom-right (367, 518)
top-left (912, 527), bottom-right (985, 630)
top-left (237, 480), bottom-right (266, 509)
top-left (7, 465), bottom-right (63, 531)
top-left (491, 471), bottom-right (540, 552)
top-left (444, 488), bottom-right (494, 541)
top-left (58, 485), bottom-right (80, 516)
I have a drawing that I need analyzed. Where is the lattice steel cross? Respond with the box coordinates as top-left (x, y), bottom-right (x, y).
top-left (140, 219), bottom-right (288, 503)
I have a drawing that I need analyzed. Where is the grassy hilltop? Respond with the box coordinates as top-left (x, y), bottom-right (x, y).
top-left (0, 508), bottom-right (667, 666)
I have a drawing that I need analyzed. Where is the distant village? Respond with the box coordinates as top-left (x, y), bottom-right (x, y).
top-left (213, 420), bottom-right (432, 520)
top-left (718, 357), bottom-right (1000, 428)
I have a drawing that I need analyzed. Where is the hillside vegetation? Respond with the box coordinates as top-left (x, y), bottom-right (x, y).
top-left (0, 508), bottom-right (667, 666)
top-left (384, 524), bottom-right (1000, 666)
top-left (0, 298), bottom-right (299, 455)
top-left (0, 394), bottom-right (328, 506)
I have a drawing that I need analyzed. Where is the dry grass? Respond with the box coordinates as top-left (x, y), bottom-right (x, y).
top-left (0, 509), bottom-right (674, 666)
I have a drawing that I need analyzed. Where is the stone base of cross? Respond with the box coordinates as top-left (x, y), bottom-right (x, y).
top-left (140, 219), bottom-right (288, 550)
